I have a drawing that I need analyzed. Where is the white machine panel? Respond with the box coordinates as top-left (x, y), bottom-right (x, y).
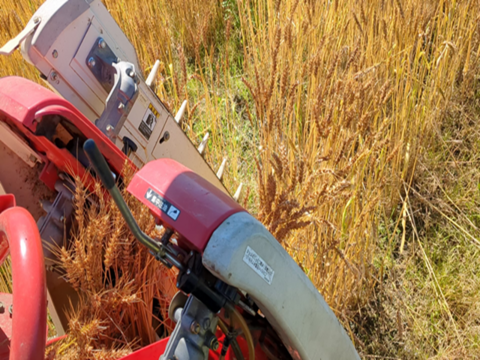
top-left (13, 0), bottom-right (227, 193)
top-left (203, 212), bottom-right (361, 360)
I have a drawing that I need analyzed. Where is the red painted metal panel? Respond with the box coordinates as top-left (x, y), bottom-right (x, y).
top-left (0, 203), bottom-right (46, 360)
top-left (0, 196), bottom-right (15, 265)
top-left (34, 104), bottom-right (132, 174)
top-left (0, 76), bottom-right (131, 188)
top-left (118, 330), bottom-right (269, 360)
top-left (119, 337), bottom-right (169, 360)
top-left (0, 195), bottom-right (15, 217)
top-left (127, 158), bottom-right (245, 253)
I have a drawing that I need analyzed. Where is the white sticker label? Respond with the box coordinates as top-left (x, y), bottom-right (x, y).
top-left (167, 205), bottom-right (180, 221)
top-left (243, 246), bottom-right (275, 285)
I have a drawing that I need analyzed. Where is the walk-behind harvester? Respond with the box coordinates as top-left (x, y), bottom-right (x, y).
top-left (0, 1), bottom-right (360, 359)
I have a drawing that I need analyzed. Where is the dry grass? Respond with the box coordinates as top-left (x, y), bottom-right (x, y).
top-left (49, 167), bottom-right (177, 359)
top-left (2, 0), bottom-right (480, 358)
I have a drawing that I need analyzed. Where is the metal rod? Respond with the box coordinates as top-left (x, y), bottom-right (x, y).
top-left (83, 139), bottom-right (183, 270)
top-left (109, 186), bottom-right (161, 253)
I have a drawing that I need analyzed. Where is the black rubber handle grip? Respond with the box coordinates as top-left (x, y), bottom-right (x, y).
top-left (83, 139), bottom-right (116, 190)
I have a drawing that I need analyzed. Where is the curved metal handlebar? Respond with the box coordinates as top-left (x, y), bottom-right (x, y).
top-left (0, 196), bottom-right (47, 360)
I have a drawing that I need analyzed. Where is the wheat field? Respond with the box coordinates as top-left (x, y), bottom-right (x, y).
top-left (2, 0), bottom-right (480, 358)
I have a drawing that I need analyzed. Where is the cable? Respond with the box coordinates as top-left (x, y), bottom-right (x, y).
top-left (230, 338), bottom-right (245, 360)
top-left (218, 318), bottom-right (245, 360)
top-left (226, 302), bottom-right (255, 360)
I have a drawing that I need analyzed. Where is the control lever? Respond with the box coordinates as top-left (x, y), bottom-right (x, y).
top-left (83, 139), bottom-right (183, 270)
top-left (84, 139), bottom-right (228, 313)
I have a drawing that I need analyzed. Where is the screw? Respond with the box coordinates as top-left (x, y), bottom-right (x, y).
top-left (190, 321), bottom-right (201, 334)
top-left (88, 57), bottom-right (96, 68)
top-left (211, 339), bottom-right (219, 351)
top-left (52, 50), bottom-right (58, 58)
top-left (50, 71), bottom-right (58, 82)
top-left (207, 335), bottom-right (219, 351)
top-left (164, 132), bottom-right (170, 141)
top-left (98, 38), bottom-right (106, 49)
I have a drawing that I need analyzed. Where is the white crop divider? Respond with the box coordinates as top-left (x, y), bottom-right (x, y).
top-left (233, 183), bottom-right (243, 202)
top-left (146, 59), bottom-right (161, 87)
top-left (197, 132), bottom-right (210, 155)
top-left (216, 158), bottom-right (227, 180)
top-left (175, 100), bottom-right (188, 125)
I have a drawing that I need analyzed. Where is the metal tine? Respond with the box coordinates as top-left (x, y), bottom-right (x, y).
top-left (146, 59), bottom-right (161, 87)
top-left (216, 158), bottom-right (227, 180)
top-left (233, 183), bottom-right (243, 202)
top-left (175, 100), bottom-right (187, 125)
top-left (197, 132), bottom-right (209, 155)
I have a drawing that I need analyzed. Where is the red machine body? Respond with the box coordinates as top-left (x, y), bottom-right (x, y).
top-left (127, 159), bottom-right (245, 253)
top-left (0, 193), bottom-right (270, 360)
top-left (0, 76), bottom-right (267, 359)
top-left (0, 76), bottom-right (130, 190)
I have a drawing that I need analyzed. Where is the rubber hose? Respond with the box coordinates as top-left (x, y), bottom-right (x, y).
top-left (226, 303), bottom-right (255, 360)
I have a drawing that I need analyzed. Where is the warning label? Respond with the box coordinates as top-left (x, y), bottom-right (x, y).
top-left (243, 246), bottom-right (275, 285)
top-left (138, 104), bottom-right (159, 140)
top-left (145, 188), bottom-right (180, 221)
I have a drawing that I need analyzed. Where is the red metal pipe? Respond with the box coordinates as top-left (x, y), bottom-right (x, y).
top-left (46, 334), bottom-right (67, 347)
top-left (0, 198), bottom-right (47, 360)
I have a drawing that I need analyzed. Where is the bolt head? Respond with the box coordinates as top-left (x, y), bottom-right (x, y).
top-left (203, 318), bottom-right (211, 330)
top-left (50, 72), bottom-right (58, 81)
top-left (190, 321), bottom-right (201, 334)
top-left (33, 17), bottom-right (40, 24)
top-left (52, 50), bottom-right (58, 58)
top-left (164, 131), bottom-right (170, 141)
top-left (210, 337), bottom-right (219, 351)
top-left (98, 38), bottom-right (106, 49)
top-left (88, 57), bottom-right (96, 68)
